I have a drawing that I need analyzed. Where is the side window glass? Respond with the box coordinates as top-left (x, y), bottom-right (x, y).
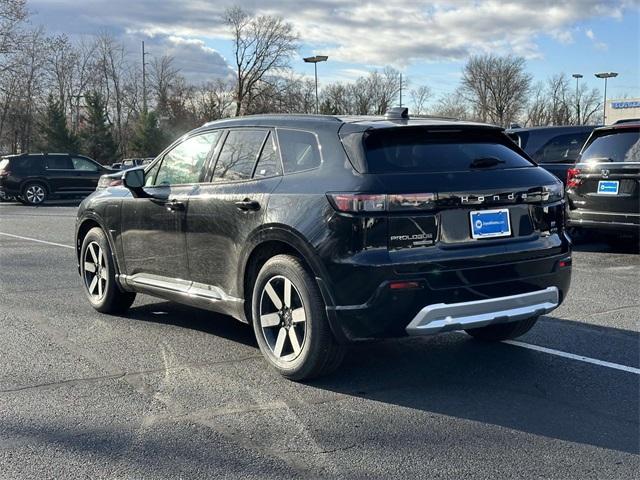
top-left (277, 130), bottom-right (321, 173)
top-left (154, 131), bottom-right (220, 186)
top-left (144, 161), bottom-right (161, 186)
top-left (253, 132), bottom-right (282, 178)
top-left (534, 133), bottom-right (589, 164)
top-left (214, 129), bottom-right (267, 181)
top-left (46, 155), bottom-right (73, 169)
top-left (72, 157), bottom-right (99, 171)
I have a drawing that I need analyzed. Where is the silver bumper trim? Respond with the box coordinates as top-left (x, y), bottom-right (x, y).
top-left (405, 287), bottom-right (559, 336)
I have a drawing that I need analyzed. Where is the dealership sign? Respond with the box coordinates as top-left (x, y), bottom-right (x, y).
top-left (611, 100), bottom-right (640, 109)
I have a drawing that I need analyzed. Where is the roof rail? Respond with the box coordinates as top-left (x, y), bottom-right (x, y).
top-left (385, 107), bottom-right (409, 120)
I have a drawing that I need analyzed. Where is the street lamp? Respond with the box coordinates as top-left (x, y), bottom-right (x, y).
top-left (594, 72), bottom-right (618, 124)
top-left (303, 55), bottom-right (328, 114)
top-left (572, 74), bottom-right (583, 125)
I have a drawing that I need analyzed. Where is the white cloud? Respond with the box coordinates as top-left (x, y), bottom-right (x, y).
top-left (585, 28), bottom-right (608, 51)
top-left (29, 0), bottom-right (632, 78)
top-left (586, 29), bottom-right (595, 40)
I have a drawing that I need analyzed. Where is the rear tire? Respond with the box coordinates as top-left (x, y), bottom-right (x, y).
top-left (251, 254), bottom-right (346, 381)
top-left (465, 316), bottom-right (539, 341)
top-left (80, 227), bottom-right (136, 314)
top-left (22, 182), bottom-right (47, 206)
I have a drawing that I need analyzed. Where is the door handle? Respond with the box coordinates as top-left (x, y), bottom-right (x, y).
top-left (165, 200), bottom-right (185, 212)
top-left (234, 198), bottom-right (261, 211)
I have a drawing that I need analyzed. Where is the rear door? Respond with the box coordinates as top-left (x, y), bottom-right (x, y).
top-left (186, 128), bottom-right (282, 299)
top-left (570, 127), bottom-right (640, 215)
top-left (45, 154), bottom-right (76, 192)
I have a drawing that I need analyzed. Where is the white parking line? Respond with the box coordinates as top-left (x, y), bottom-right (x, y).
top-left (0, 232), bottom-right (74, 249)
top-left (504, 340), bottom-right (640, 375)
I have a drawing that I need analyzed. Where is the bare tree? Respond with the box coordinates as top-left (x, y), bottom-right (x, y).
top-left (432, 89), bottom-right (471, 120)
top-left (224, 7), bottom-right (298, 116)
top-left (410, 85), bottom-right (431, 115)
top-left (461, 54), bottom-right (532, 126)
top-left (149, 55), bottom-right (180, 115)
top-left (0, 0), bottom-right (27, 59)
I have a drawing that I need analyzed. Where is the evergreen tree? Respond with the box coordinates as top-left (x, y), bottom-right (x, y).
top-left (39, 95), bottom-right (79, 153)
top-left (130, 110), bottom-right (168, 157)
top-left (81, 91), bottom-right (118, 164)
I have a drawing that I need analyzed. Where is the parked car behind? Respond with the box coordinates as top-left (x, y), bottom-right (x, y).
top-left (567, 122), bottom-right (640, 235)
top-left (75, 111), bottom-right (571, 380)
top-left (0, 153), bottom-right (114, 205)
top-left (507, 126), bottom-right (594, 183)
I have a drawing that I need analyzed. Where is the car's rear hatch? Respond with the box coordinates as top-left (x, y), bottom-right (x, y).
top-left (338, 124), bottom-right (567, 271)
top-left (568, 126), bottom-right (640, 216)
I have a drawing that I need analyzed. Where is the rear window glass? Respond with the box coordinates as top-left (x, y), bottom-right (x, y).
top-left (362, 129), bottom-right (533, 173)
top-left (582, 130), bottom-right (640, 163)
top-left (46, 155), bottom-right (73, 169)
top-left (278, 130), bottom-right (321, 173)
top-left (532, 132), bottom-right (590, 164)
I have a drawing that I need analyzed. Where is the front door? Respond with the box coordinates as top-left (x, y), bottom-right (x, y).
top-left (120, 131), bottom-right (220, 285)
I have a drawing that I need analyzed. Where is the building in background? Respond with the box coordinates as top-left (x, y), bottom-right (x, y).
top-left (607, 99), bottom-right (640, 124)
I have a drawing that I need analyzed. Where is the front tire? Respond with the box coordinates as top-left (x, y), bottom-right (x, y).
top-left (80, 227), bottom-right (136, 313)
top-left (22, 182), bottom-right (47, 206)
top-left (465, 315), bottom-right (539, 341)
top-left (251, 254), bottom-right (346, 381)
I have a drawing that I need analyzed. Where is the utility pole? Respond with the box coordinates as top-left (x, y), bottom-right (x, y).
top-left (399, 73), bottom-right (403, 107)
top-left (142, 41), bottom-right (149, 113)
top-left (572, 73), bottom-right (583, 125)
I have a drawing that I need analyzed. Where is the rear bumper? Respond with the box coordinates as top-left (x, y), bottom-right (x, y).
top-left (568, 210), bottom-right (640, 232)
top-left (324, 253), bottom-right (572, 342)
top-left (405, 287), bottom-right (558, 335)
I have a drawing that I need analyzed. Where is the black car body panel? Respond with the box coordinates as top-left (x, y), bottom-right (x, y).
top-left (0, 153), bottom-right (113, 199)
top-left (507, 126), bottom-right (595, 183)
top-left (567, 123), bottom-right (640, 233)
top-left (76, 115), bottom-right (572, 342)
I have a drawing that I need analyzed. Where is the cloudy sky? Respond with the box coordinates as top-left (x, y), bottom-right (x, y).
top-left (29, 0), bottom-right (640, 99)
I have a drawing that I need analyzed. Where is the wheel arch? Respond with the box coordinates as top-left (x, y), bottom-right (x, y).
top-left (21, 177), bottom-right (51, 194)
top-left (75, 214), bottom-right (123, 280)
top-left (239, 225), bottom-right (336, 326)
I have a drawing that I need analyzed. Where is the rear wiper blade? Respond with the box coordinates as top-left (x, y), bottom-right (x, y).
top-left (469, 157), bottom-right (506, 168)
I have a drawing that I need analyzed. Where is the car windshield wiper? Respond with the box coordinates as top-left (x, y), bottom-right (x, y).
top-left (469, 157), bottom-right (506, 169)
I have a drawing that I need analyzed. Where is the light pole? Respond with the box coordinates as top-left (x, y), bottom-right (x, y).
top-left (594, 72), bottom-right (618, 124)
top-left (572, 73), bottom-right (583, 125)
top-left (303, 55), bottom-right (328, 114)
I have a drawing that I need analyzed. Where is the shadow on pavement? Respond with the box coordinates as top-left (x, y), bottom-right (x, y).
top-left (120, 301), bottom-right (639, 455)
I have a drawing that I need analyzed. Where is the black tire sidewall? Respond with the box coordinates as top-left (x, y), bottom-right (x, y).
top-left (251, 256), bottom-right (326, 378)
top-left (80, 227), bottom-right (119, 312)
top-left (22, 182), bottom-right (47, 206)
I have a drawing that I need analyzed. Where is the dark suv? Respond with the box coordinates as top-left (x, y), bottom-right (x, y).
top-left (0, 153), bottom-right (112, 205)
top-left (507, 126), bottom-right (594, 182)
top-left (75, 111), bottom-right (572, 380)
top-left (567, 122), bottom-right (639, 234)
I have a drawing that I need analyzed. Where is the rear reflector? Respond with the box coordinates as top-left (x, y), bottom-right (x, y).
top-left (328, 193), bottom-right (435, 213)
top-left (559, 258), bottom-right (572, 268)
top-left (566, 168), bottom-right (581, 188)
top-left (389, 281), bottom-right (422, 290)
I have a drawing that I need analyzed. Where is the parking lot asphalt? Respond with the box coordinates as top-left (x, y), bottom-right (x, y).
top-left (0, 201), bottom-right (638, 479)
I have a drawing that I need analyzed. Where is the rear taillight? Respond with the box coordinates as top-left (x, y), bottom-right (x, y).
top-left (327, 193), bottom-right (436, 213)
top-left (566, 168), bottom-right (582, 188)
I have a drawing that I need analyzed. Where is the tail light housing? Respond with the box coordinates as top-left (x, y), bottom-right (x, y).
top-left (327, 193), bottom-right (436, 213)
top-left (566, 168), bottom-right (582, 188)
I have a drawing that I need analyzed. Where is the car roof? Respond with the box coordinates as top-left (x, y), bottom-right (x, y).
top-left (200, 114), bottom-right (501, 132)
top-left (506, 125), bottom-right (596, 133)
top-left (593, 122), bottom-right (640, 133)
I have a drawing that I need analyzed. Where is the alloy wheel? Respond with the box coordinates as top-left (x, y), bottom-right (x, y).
top-left (25, 185), bottom-right (45, 204)
top-left (259, 275), bottom-right (307, 362)
top-left (83, 241), bottom-right (107, 300)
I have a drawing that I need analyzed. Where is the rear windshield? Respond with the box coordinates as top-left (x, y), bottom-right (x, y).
top-left (361, 128), bottom-right (534, 173)
top-left (582, 130), bottom-right (640, 163)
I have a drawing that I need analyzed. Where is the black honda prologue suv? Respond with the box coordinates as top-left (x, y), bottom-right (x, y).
top-left (75, 110), bottom-right (572, 380)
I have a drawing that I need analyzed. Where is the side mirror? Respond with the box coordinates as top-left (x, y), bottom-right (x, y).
top-left (123, 167), bottom-right (145, 196)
